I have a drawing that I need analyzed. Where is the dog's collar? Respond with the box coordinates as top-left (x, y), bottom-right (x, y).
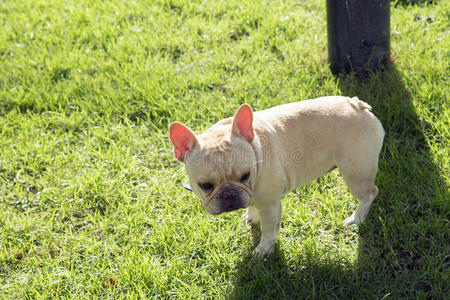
top-left (183, 183), bottom-right (192, 191)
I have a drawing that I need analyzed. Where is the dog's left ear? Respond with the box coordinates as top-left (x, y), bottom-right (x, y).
top-left (232, 104), bottom-right (254, 143)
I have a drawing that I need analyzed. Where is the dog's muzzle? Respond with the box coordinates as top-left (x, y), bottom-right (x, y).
top-left (205, 181), bottom-right (253, 213)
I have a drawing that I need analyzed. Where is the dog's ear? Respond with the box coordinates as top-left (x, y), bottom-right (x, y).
top-left (169, 122), bottom-right (198, 162)
top-left (232, 104), bottom-right (254, 143)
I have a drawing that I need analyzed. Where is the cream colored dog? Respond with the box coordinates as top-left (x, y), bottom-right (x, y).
top-left (169, 96), bottom-right (384, 256)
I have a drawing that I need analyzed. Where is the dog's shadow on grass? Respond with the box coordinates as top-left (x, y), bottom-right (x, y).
top-left (230, 66), bottom-right (448, 298)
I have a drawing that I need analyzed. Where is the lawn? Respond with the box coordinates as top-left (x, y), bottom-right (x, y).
top-left (0, 0), bottom-right (449, 298)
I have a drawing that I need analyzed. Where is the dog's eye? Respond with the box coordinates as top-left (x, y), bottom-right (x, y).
top-left (240, 172), bottom-right (250, 182)
top-left (198, 182), bottom-right (214, 191)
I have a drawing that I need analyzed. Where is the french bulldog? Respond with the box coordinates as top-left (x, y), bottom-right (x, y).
top-left (169, 96), bottom-right (384, 257)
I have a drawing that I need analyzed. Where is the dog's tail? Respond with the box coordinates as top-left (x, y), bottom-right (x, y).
top-left (348, 96), bottom-right (372, 111)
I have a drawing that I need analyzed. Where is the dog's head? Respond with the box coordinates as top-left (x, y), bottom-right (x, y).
top-left (169, 104), bottom-right (258, 215)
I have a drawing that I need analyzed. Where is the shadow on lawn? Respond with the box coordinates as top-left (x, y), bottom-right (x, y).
top-left (230, 66), bottom-right (448, 298)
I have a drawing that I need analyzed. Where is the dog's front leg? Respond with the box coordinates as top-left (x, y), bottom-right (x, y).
top-left (253, 200), bottom-right (281, 257)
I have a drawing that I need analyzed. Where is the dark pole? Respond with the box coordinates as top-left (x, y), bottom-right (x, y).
top-left (326, 0), bottom-right (391, 74)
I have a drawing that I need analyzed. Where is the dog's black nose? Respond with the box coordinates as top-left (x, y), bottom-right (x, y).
top-left (222, 189), bottom-right (237, 200)
top-left (220, 184), bottom-right (239, 201)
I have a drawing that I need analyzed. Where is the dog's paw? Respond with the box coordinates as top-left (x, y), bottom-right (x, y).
top-left (242, 206), bottom-right (259, 226)
top-left (252, 244), bottom-right (273, 258)
top-left (343, 214), bottom-right (362, 227)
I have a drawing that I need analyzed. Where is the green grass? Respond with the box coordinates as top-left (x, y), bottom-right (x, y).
top-left (0, 0), bottom-right (448, 298)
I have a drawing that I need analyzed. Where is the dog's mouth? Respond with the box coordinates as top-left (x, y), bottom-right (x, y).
top-left (209, 197), bottom-right (248, 215)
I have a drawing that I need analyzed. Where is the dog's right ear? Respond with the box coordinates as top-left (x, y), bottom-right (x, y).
top-left (169, 122), bottom-right (198, 162)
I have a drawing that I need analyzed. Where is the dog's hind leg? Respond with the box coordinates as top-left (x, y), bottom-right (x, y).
top-left (337, 151), bottom-right (380, 226)
top-left (337, 115), bottom-right (383, 226)
top-left (342, 180), bottom-right (378, 226)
